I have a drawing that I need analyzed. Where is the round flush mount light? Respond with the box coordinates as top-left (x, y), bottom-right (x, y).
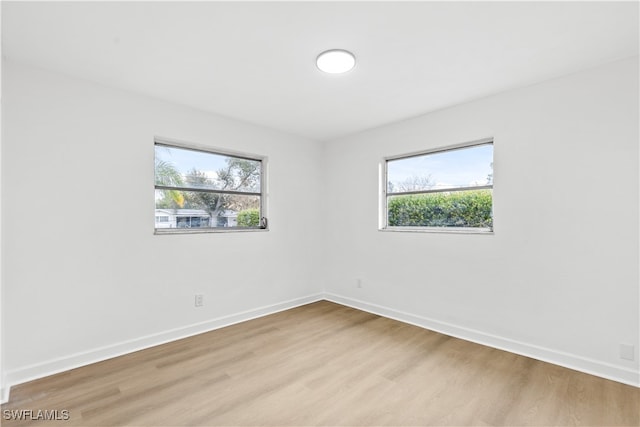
top-left (316, 49), bottom-right (356, 74)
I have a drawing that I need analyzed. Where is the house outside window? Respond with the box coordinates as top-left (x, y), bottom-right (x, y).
top-left (154, 138), bottom-right (267, 233)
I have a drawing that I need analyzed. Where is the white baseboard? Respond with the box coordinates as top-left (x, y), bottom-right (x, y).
top-left (2, 293), bottom-right (323, 404)
top-left (324, 292), bottom-right (640, 388)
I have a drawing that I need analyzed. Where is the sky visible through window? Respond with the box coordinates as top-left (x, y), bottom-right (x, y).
top-left (387, 144), bottom-right (493, 191)
top-left (155, 145), bottom-right (230, 180)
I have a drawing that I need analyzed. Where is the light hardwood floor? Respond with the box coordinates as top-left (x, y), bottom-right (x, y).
top-left (2, 301), bottom-right (638, 426)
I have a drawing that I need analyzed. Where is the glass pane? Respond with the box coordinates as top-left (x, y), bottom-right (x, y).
top-left (155, 190), bottom-right (261, 229)
top-left (387, 189), bottom-right (493, 228)
top-left (155, 145), bottom-right (261, 193)
top-left (387, 144), bottom-right (493, 193)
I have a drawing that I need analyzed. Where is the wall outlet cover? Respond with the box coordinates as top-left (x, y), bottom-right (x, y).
top-left (195, 294), bottom-right (204, 307)
top-left (620, 344), bottom-right (635, 361)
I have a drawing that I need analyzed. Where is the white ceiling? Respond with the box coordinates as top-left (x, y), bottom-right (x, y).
top-left (2, 1), bottom-right (638, 141)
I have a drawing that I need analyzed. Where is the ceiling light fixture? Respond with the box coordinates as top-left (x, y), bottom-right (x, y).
top-left (316, 49), bottom-right (356, 74)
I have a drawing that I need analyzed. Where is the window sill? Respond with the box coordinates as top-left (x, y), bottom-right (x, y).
top-left (379, 227), bottom-right (493, 235)
top-left (155, 227), bottom-right (268, 235)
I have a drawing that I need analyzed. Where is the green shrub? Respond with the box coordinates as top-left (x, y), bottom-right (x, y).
top-left (388, 190), bottom-right (492, 228)
top-left (237, 208), bottom-right (260, 227)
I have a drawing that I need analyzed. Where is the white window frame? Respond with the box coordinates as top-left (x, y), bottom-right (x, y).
top-left (379, 138), bottom-right (494, 234)
top-left (154, 137), bottom-right (268, 234)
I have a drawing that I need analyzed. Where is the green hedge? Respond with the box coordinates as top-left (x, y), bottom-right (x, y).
top-left (237, 208), bottom-right (260, 227)
top-left (388, 190), bottom-right (492, 228)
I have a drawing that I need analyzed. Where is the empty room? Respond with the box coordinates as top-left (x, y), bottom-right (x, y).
top-left (1, 1), bottom-right (638, 426)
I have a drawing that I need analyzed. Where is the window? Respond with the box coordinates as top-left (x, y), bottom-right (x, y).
top-left (382, 139), bottom-right (493, 233)
top-left (154, 139), bottom-right (267, 233)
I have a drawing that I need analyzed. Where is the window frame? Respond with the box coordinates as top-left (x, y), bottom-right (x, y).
top-left (154, 137), bottom-right (268, 234)
top-left (380, 138), bottom-right (494, 234)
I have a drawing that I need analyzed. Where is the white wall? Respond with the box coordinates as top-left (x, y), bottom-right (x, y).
top-left (0, 3), bottom-right (4, 400)
top-left (2, 56), bottom-right (638, 396)
top-left (323, 57), bottom-right (639, 385)
top-left (1, 61), bottom-right (324, 389)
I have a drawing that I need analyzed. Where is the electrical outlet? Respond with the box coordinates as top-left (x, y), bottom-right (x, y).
top-left (356, 278), bottom-right (362, 288)
top-left (195, 294), bottom-right (204, 307)
top-left (620, 344), bottom-right (635, 361)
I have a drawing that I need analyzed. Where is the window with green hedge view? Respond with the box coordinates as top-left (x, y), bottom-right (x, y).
top-left (385, 141), bottom-right (493, 231)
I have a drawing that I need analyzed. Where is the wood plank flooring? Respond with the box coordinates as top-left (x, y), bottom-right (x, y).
top-left (2, 301), bottom-right (638, 426)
